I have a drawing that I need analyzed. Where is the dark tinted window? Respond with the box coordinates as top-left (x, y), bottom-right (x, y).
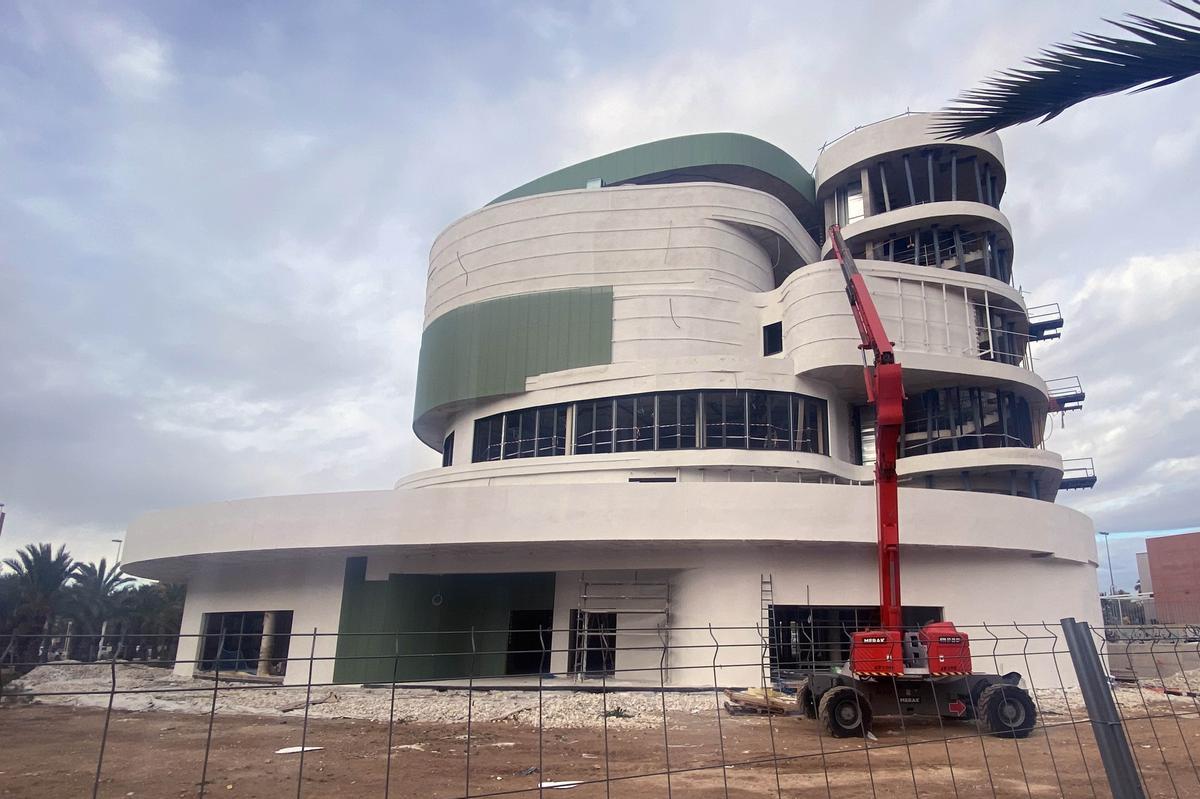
top-left (763, 321), bottom-right (783, 356)
top-left (474, 390), bottom-right (829, 462)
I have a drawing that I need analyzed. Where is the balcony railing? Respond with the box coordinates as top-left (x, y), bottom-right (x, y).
top-left (1027, 303), bottom-right (1065, 342)
top-left (1047, 376), bottom-right (1086, 412)
top-left (1060, 457), bottom-right (1097, 490)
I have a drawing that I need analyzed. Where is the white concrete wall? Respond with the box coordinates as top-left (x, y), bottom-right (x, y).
top-left (171, 557), bottom-right (345, 686)
top-left (814, 113), bottom-right (1004, 195)
top-left (778, 262), bottom-right (1048, 400)
top-left (130, 481), bottom-right (1097, 690)
top-left (167, 539), bottom-right (1099, 690)
top-left (126, 483), bottom-right (1096, 576)
top-left (425, 182), bottom-right (819, 324)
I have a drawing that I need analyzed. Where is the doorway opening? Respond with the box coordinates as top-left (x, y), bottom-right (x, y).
top-left (568, 609), bottom-right (616, 676)
top-left (505, 609), bottom-right (554, 676)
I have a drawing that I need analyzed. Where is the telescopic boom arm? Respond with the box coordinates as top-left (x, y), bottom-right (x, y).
top-left (828, 225), bottom-right (905, 631)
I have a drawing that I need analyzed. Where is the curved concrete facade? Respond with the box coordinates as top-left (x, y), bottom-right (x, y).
top-left (125, 114), bottom-right (1099, 689)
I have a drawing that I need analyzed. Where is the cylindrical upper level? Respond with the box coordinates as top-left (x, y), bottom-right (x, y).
top-left (409, 117), bottom-right (1069, 502)
top-left (815, 114), bottom-right (1013, 284)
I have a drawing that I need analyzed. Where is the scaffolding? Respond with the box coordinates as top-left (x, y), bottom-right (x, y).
top-left (573, 572), bottom-right (671, 682)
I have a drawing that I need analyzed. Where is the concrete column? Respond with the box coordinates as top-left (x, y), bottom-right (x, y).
top-left (926, 151), bottom-right (935, 202)
top-left (903, 154), bottom-right (916, 206)
top-left (950, 151), bottom-right (958, 201)
top-left (859, 166), bottom-right (873, 217)
top-left (257, 611), bottom-right (278, 677)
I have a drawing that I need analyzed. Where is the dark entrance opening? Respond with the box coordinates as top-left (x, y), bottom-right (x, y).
top-left (768, 605), bottom-right (942, 674)
top-left (505, 609), bottom-right (554, 676)
top-left (568, 609), bottom-right (616, 676)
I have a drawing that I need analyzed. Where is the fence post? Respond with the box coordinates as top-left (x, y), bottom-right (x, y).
top-left (1060, 617), bottom-right (1146, 799)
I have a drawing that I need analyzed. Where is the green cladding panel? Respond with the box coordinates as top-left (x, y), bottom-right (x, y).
top-left (333, 557), bottom-right (557, 683)
top-left (490, 132), bottom-right (817, 222)
top-left (414, 287), bottom-right (613, 421)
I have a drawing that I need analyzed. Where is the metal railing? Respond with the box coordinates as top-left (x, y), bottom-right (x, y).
top-left (2, 619), bottom-right (1198, 798)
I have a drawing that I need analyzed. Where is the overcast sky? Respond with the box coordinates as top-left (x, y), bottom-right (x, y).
top-left (2, 1), bottom-right (1197, 589)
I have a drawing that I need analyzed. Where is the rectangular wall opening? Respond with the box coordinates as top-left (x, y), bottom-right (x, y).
top-left (567, 609), bottom-right (616, 676)
top-left (768, 605), bottom-right (942, 673)
top-left (504, 609), bottom-right (554, 676)
top-left (762, 321), bottom-right (783, 356)
top-left (334, 562), bottom-right (557, 684)
top-left (198, 610), bottom-right (294, 677)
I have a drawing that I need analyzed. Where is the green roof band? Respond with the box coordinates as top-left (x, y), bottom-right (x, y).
top-left (490, 132), bottom-right (818, 227)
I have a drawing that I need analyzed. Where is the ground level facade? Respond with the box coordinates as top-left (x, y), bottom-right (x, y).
top-left (124, 482), bottom-right (1100, 689)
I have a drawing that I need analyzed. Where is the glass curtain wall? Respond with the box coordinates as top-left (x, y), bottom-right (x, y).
top-left (856, 386), bottom-right (1035, 464)
top-left (474, 390), bottom-right (828, 463)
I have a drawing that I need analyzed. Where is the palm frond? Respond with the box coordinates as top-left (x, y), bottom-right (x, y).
top-left (933, 0), bottom-right (1200, 139)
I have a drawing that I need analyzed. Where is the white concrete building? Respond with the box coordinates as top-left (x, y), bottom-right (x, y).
top-left (124, 113), bottom-right (1101, 688)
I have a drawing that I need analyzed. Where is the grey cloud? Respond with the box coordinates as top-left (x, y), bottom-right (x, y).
top-left (1, 0), bottom-right (1197, 570)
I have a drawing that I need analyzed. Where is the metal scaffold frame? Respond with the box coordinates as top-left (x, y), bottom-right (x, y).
top-left (573, 571), bottom-right (671, 683)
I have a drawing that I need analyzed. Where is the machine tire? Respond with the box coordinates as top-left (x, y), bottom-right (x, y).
top-left (797, 685), bottom-right (817, 719)
top-left (978, 683), bottom-right (1037, 738)
top-left (818, 686), bottom-right (872, 738)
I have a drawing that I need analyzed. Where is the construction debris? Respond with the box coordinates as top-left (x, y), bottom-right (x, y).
top-left (280, 692), bottom-right (336, 712)
top-left (9, 663), bottom-right (716, 730)
top-left (722, 686), bottom-right (797, 715)
top-left (274, 746), bottom-right (322, 755)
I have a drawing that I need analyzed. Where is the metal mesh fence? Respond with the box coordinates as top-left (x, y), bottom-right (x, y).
top-left (1, 619), bottom-right (1198, 797)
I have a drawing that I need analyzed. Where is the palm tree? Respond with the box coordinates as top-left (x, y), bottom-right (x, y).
top-left (66, 559), bottom-right (134, 661)
top-left (2, 543), bottom-right (77, 667)
top-left (934, 1), bottom-right (1200, 138)
top-left (0, 572), bottom-right (20, 672)
top-left (115, 582), bottom-right (186, 663)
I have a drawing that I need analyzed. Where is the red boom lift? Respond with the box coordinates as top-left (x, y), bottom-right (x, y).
top-left (795, 226), bottom-right (1037, 738)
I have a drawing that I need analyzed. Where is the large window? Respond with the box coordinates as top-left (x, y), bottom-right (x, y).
top-left (836, 181), bottom-right (865, 226)
top-left (855, 386), bottom-right (1035, 464)
top-left (199, 610), bottom-right (294, 676)
top-left (472, 404), bottom-right (568, 462)
top-left (473, 391), bottom-right (828, 463)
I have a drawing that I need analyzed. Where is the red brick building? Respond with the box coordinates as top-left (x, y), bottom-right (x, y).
top-left (1146, 531), bottom-right (1200, 623)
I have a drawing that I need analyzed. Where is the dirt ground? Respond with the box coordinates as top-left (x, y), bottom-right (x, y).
top-left (3, 701), bottom-right (1200, 798)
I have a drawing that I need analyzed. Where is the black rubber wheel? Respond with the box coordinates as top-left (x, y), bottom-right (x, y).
top-left (978, 683), bottom-right (1037, 738)
top-left (797, 686), bottom-right (817, 719)
top-left (818, 686), bottom-right (872, 738)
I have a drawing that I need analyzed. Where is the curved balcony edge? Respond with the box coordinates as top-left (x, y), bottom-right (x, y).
top-left (819, 201), bottom-right (1013, 259)
top-left (122, 482), bottom-right (1097, 583)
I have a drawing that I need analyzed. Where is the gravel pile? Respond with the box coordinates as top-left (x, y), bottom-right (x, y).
top-left (6, 662), bottom-right (718, 729)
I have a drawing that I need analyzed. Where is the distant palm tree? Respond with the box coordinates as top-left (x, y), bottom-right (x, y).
top-left (66, 559), bottom-right (134, 661)
top-left (115, 582), bottom-right (186, 662)
top-left (934, 1), bottom-right (1200, 138)
top-left (2, 543), bottom-right (77, 666)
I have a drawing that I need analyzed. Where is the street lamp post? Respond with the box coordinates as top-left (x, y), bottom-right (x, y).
top-left (111, 538), bottom-right (123, 565)
top-left (1099, 530), bottom-right (1122, 624)
top-left (1099, 530), bottom-right (1117, 593)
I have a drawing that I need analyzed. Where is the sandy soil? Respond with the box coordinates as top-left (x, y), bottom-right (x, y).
top-left (3, 696), bottom-right (1199, 798)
